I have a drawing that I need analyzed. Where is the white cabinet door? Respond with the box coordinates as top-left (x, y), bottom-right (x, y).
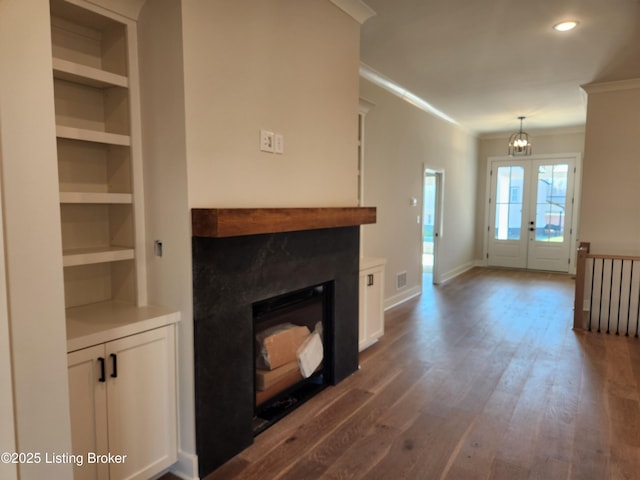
top-left (359, 258), bottom-right (386, 351)
top-left (358, 271), bottom-right (368, 348)
top-left (366, 268), bottom-right (384, 341)
top-left (68, 345), bottom-right (109, 480)
top-left (106, 326), bottom-right (177, 480)
top-left (67, 325), bottom-right (177, 480)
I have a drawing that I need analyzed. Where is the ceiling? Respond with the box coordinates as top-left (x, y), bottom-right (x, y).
top-left (360, 0), bottom-right (640, 135)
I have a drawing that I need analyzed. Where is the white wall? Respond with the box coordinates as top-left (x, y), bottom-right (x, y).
top-left (137, 1), bottom-right (196, 477)
top-left (359, 78), bottom-right (478, 305)
top-left (0, 0), bottom-right (73, 478)
top-left (180, 0), bottom-right (361, 208)
top-left (580, 82), bottom-right (640, 256)
top-left (476, 128), bottom-right (585, 260)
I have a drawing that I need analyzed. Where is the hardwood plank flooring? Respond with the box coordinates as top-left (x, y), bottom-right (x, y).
top-left (164, 268), bottom-right (640, 480)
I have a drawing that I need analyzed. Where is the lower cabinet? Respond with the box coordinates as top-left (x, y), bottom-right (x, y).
top-left (359, 257), bottom-right (386, 351)
top-left (67, 325), bottom-right (177, 480)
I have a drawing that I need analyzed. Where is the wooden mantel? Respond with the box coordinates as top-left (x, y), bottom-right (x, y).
top-left (191, 207), bottom-right (376, 238)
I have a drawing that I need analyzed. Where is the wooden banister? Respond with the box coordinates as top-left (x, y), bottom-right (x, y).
top-left (573, 242), bottom-right (590, 330)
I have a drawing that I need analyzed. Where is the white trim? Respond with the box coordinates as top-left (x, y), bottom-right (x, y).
top-left (384, 286), bottom-right (421, 311)
top-left (169, 450), bottom-right (199, 480)
top-left (329, 0), bottom-right (376, 24)
top-left (84, 0), bottom-right (146, 20)
top-left (438, 261), bottom-right (476, 284)
top-left (569, 153), bottom-right (583, 275)
top-left (61, 0), bottom-right (145, 21)
top-left (422, 165), bottom-right (445, 285)
top-left (478, 125), bottom-right (585, 140)
top-left (581, 78), bottom-right (640, 95)
top-left (360, 63), bottom-right (463, 128)
top-left (359, 97), bottom-right (375, 114)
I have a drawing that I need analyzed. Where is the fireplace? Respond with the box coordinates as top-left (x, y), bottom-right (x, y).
top-left (191, 208), bottom-right (375, 477)
top-left (253, 281), bottom-right (333, 434)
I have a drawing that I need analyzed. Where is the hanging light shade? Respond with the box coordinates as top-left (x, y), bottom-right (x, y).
top-left (508, 116), bottom-right (532, 156)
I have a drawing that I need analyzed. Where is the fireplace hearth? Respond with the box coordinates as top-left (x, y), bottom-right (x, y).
top-left (192, 207), bottom-right (375, 477)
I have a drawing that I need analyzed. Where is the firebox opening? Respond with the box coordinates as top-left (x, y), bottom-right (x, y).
top-left (252, 281), bottom-right (334, 435)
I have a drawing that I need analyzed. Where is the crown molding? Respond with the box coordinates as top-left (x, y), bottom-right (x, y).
top-left (479, 125), bottom-right (586, 140)
top-left (359, 62), bottom-right (463, 128)
top-left (359, 97), bottom-right (375, 114)
top-left (329, 0), bottom-right (376, 24)
top-left (581, 78), bottom-right (640, 95)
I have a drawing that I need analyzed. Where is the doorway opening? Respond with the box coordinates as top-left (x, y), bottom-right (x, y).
top-left (423, 168), bottom-right (443, 284)
top-left (485, 154), bottom-right (580, 272)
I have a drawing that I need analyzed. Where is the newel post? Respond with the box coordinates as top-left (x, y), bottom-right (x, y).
top-left (573, 242), bottom-right (590, 330)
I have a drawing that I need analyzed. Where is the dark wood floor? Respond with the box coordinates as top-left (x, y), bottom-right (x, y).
top-left (166, 267), bottom-right (640, 479)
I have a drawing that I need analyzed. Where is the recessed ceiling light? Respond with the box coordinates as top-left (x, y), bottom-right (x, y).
top-left (553, 21), bottom-right (578, 32)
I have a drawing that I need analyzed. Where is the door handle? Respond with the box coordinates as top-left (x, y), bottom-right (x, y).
top-left (98, 357), bottom-right (106, 383)
top-left (110, 353), bottom-right (118, 378)
top-left (367, 274), bottom-right (374, 286)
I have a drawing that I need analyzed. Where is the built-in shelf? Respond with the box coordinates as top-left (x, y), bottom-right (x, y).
top-left (63, 246), bottom-right (134, 267)
top-left (59, 192), bottom-right (133, 204)
top-left (56, 125), bottom-right (131, 146)
top-left (52, 57), bottom-right (128, 89)
top-left (191, 207), bottom-right (377, 238)
top-left (66, 300), bottom-right (180, 352)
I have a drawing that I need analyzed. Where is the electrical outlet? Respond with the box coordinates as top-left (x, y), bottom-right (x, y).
top-left (260, 130), bottom-right (274, 153)
top-left (274, 133), bottom-right (284, 154)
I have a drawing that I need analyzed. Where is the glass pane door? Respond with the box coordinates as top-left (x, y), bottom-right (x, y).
top-left (488, 161), bottom-right (529, 268)
top-left (527, 160), bottom-right (575, 271)
top-left (488, 157), bottom-right (576, 272)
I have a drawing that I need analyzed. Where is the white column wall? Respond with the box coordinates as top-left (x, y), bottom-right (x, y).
top-left (0, 0), bottom-right (73, 478)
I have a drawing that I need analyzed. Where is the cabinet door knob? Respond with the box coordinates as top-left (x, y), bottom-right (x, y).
top-left (98, 357), bottom-right (106, 383)
top-left (367, 274), bottom-right (374, 286)
top-left (110, 353), bottom-right (118, 378)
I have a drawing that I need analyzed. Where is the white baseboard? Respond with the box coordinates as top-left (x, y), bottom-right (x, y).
top-left (438, 261), bottom-right (475, 284)
top-left (170, 450), bottom-right (199, 480)
top-left (384, 285), bottom-right (421, 311)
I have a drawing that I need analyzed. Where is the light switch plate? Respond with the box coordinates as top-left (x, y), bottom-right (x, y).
top-left (274, 133), bottom-right (284, 154)
top-left (260, 130), bottom-right (274, 153)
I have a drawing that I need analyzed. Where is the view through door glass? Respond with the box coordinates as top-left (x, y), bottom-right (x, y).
top-left (495, 166), bottom-right (524, 241)
top-left (423, 173), bottom-right (435, 274)
top-left (526, 160), bottom-right (574, 271)
top-left (533, 164), bottom-right (568, 243)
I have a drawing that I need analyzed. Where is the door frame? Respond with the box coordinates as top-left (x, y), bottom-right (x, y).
top-left (482, 153), bottom-right (582, 274)
top-left (422, 165), bottom-right (445, 284)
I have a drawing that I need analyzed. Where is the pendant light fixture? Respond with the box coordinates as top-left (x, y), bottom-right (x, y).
top-left (508, 116), bottom-right (532, 156)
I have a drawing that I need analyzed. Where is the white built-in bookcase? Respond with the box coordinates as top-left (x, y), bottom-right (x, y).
top-left (51, 0), bottom-right (148, 320)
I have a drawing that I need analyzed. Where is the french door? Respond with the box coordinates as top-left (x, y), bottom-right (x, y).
top-left (487, 156), bottom-right (576, 272)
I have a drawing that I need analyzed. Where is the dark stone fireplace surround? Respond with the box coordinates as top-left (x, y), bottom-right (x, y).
top-left (192, 208), bottom-right (375, 477)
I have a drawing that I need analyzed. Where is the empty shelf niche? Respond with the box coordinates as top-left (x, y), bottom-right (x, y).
top-left (64, 260), bottom-right (136, 309)
top-left (57, 139), bottom-right (132, 195)
top-left (51, 0), bottom-right (128, 78)
top-left (61, 203), bottom-right (134, 265)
